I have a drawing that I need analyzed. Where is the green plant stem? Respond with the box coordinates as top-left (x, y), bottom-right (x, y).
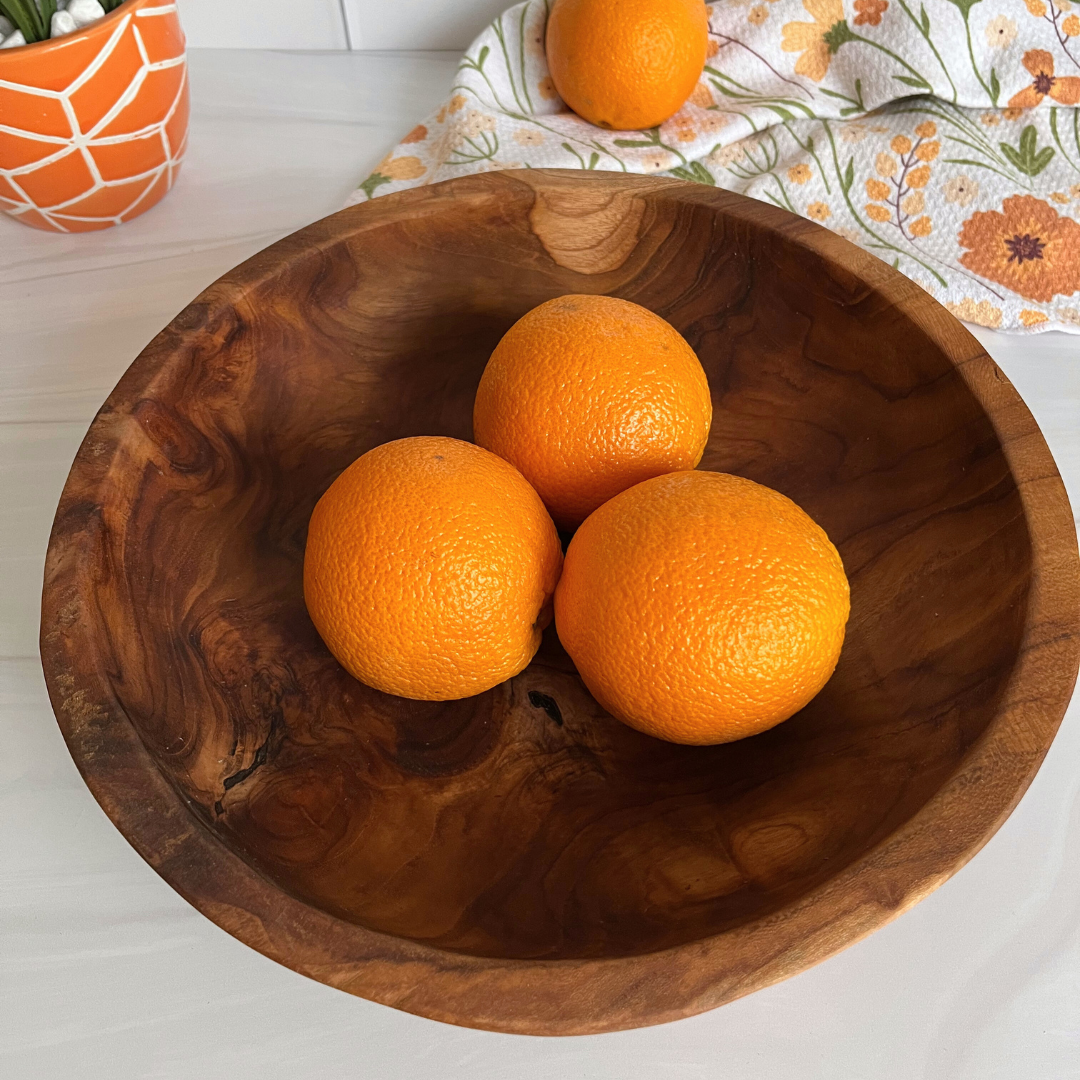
top-left (39, 0), bottom-right (56, 35)
top-left (515, 5), bottom-right (533, 114)
top-left (896, 0), bottom-right (957, 101)
top-left (1, 0), bottom-right (123, 41)
top-left (0, 0), bottom-right (46, 42)
top-left (960, 11), bottom-right (995, 104)
top-left (781, 120), bottom-right (832, 194)
top-left (851, 33), bottom-right (934, 92)
top-left (822, 121), bottom-right (948, 288)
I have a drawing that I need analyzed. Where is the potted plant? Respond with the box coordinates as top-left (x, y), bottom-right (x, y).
top-left (0, 0), bottom-right (188, 232)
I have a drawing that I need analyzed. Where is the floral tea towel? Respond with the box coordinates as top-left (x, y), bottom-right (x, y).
top-left (352, 0), bottom-right (1080, 333)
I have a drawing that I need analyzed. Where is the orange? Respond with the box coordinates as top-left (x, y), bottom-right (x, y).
top-left (545, 0), bottom-right (709, 130)
top-left (555, 471), bottom-right (850, 745)
top-left (303, 436), bottom-right (563, 701)
top-left (473, 295), bottom-right (712, 530)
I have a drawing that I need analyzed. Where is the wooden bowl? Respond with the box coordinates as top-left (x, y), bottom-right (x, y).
top-left (41, 171), bottom-right (1080, 1035)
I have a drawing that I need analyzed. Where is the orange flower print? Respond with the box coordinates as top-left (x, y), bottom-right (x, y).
top-left (788, 163), bottom-right (813, 183)
top-left (854, 0), bottom-right (888, 24)
top-left (807, 201), bottom-right (831, 221)
top-left (906, 165), bottom-right (931, 188)
top-left (946, 299), bottom-right (1002, 328)
top-left (402, 125), bottom-right (428, 144)
top-left (689, 82), bottom-right (714, 108)
top-left (781, 0), bottom-right (854, 82)
top-left (374, 155), bottom-right (426, 181)
top-left (1020, 309), bottom-right (1049, 325)
top-left (1065, 14), bottom-right (1080, 36)
top-left (1009, 51), bottom-right (1080, 109)
top-left (959, 195), bottom-right (1080, 302)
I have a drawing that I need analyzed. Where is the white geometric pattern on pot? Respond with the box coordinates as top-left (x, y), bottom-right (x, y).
top-left (0, 4), bottom-right (188, 232)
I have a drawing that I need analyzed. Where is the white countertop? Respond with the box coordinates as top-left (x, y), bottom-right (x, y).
top-left (2, 48), bottom-right (1079, 1080)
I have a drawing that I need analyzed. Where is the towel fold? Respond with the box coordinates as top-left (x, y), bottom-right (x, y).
top-left (352, 0), bottom-right (1080, 333)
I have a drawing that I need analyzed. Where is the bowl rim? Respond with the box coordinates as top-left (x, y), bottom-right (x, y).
top-left (39, 170), bottom-right (1080, 1035)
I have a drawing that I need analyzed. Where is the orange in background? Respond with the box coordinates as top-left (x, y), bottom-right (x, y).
top-left (0, 0), bottom-right (188, 233)
top-left (546, 0), bottom-right (709, 130)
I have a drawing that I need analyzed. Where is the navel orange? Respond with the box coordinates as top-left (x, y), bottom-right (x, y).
top-left (555, 471), bottom-right (850, 745)
top-left (303, 436), bottom-right (563, 701)
top-left (472, 294), bottom-right (712, 530)
top-left (545, 0), bottom-right (709, 130)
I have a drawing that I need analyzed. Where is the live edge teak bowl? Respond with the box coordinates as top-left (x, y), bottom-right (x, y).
top-left (41, 171), bottom-right (1080, 1035)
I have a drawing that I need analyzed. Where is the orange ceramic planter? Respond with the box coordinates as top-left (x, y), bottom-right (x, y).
top-left (0, 0), bottom-right (188, 232)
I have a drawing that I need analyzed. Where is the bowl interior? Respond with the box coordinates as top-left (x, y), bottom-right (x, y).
top-left (83, 175), bottom-right (1030, 961)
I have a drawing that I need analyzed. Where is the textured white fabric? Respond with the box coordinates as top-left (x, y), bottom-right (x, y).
top-left (352, 0), bottom-right (1080, 333)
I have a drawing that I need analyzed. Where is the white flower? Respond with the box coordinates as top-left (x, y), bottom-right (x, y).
top-left (707, 142), bottom-right (747, 168)
top-left (942, 175), bottom-right (979, 206)
top-left (985, 15), bottom-right (1017, 48)
top-left (462, 111), bottom-right (497, 138)
top-left (641, 150), bottom-right (676, 173)
top-left (512, 128), bottom-right (545, 146)
top-left (697, 113), bottom-right (730, 135)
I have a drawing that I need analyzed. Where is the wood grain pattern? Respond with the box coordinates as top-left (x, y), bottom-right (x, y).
top-left (40, 171), bottom-right (1080, 1034)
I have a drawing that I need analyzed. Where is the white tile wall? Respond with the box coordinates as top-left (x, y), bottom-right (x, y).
top-left (178, 0), bottom-right (349, 49)
top-left (342, 0), bottom-right (509, 50)
top-left (178, 0), bottom-right (504, 50)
